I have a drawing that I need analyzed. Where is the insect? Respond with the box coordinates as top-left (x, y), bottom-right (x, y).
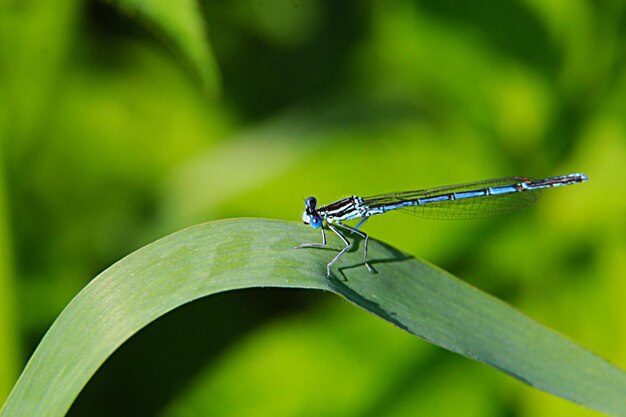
top-left (297, 173), bottom-right (588, 277)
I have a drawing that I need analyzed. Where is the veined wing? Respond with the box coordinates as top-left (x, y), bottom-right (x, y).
top-left (362, 176), bottom-right (540, 220)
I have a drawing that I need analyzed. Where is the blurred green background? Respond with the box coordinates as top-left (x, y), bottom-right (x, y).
top-left (1, 0), bottom-right (625, 416)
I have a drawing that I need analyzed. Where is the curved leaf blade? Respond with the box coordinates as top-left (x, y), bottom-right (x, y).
top-left (108, 0), bottom-right (220, 94)
top-left (1, 219), bottom-right (625, 417)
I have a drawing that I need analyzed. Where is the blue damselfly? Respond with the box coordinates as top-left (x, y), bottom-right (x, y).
top-left (298, 173), bottom-right (588, 276)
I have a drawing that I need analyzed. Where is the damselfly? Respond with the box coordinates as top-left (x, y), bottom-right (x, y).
top-left (298, 173), bottom-right (588, 277)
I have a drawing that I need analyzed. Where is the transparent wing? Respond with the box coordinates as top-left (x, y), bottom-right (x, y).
top-left (362, 177), bottom-right (541, 220)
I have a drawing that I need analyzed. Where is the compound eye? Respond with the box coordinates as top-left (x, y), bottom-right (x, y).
top-left (305, 197), bottom-right (317, 209)
top-left (310, 216), bottom-right (322, 229)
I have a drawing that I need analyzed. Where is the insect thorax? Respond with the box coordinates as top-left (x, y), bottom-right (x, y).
top-left (321, 196), bottom-right (366, 222)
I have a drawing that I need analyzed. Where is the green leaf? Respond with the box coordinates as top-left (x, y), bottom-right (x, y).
top-left (1, 219), bottom-right (625, 417)
top-left (107, 0), bottom-right (220, 94)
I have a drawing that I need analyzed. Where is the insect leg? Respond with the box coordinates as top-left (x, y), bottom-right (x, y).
top-left (335, 220), bottom-right (372, 273)
top-left (295, 225), bottom-right (327, 249)
top-left (354, 216), bottom-right (369, 230)
top-left (326, 223), bottom-right (351, 277)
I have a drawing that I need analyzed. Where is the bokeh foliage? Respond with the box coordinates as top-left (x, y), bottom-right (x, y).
top-left (0, 0), bottom-right (625, 416)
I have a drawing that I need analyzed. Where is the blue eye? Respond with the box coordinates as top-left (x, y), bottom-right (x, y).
top-left (310, 216), bottom-right (322, 229)
top-left (306, 197), bottom-right (317, 209)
